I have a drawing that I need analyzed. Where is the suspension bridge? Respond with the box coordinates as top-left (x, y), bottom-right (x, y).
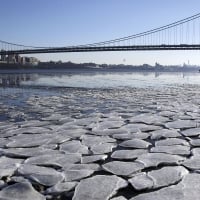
top-left (1, 13), bottom-right (200, 56)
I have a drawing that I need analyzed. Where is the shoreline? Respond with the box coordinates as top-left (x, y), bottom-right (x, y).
top-left (0, 63), bottom-right (199, 73)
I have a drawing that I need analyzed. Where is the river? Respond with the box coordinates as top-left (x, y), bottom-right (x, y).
top-left (0, 70), bottom-right (200, 199)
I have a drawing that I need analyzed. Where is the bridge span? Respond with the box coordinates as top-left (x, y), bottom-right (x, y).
top-left (1, 44), bottom-right (200, 55)
top-left (1, 13), bottom-right (200, 56)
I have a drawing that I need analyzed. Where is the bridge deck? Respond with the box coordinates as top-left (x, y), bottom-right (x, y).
top-left (1, 44), bottom-right (200, 55)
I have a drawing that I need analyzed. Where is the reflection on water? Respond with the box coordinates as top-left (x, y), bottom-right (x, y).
top-left (0, 74), bottom-right (33, 87)
top-left (0, 71), bottom-right (200, 88)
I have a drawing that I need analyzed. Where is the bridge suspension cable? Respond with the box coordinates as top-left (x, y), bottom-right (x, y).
top-left (79, 12), bottom-right (200, 47)
top-left (1, 12), bottom-right (200, 54)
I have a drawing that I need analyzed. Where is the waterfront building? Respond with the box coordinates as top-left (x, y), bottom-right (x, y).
top-left (21, 57), bottom-right (26, 65)
top-left (0, 54), bottom-right (6, 62)
top-left (8, 54), bottom-right (16, 64)
top-left (15, 55), bottom-right (21, 64)
top-left (28, 57), bottom-right (39, 65)
top-left (0, 54), bottom-right (39, 66)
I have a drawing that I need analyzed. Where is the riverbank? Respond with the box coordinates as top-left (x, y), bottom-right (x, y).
top-left (0, 85), bottom-right (200, 199)
top-left (0, 62), bottom-right (199, 73)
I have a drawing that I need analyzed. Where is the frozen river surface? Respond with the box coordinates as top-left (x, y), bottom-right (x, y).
top-left (1, 71), bottom-right (200, 199)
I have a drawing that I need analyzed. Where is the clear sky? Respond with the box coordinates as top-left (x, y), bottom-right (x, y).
top-left (1, 0), bottom-right (200, 65)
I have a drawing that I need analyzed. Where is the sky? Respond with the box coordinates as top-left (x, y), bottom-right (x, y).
top-left (1, 0), bottom-right (200, 65)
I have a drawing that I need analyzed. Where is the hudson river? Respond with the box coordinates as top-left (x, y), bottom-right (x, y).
top-left (1, 70), bottom-right (200, 199)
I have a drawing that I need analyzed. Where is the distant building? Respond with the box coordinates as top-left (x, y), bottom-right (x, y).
top-left (21, 57), bottom-right (26, 65)
top-left (0, 54), bottom-right (6, 62)
top-left (15, 55), bottom-right (21, 64)
top-left (8, 54), bottom-right (16, 64)
top-left (18, 56), bottom-right (39, 66)
top-left (29, 57), bottom-right (39, 65)
top-left (0, 50), bottom-right (6, 62)
top-left (0, 54), bottom-right (39, 66)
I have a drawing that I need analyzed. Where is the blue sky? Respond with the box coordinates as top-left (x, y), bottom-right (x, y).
top-left (1, 0), bottom-right (200, 65)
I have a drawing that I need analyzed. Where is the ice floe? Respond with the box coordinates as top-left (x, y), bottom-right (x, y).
top-left (72, 175), bottom-right (128, 200)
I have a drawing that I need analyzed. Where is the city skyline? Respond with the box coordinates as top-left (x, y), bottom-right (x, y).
top-left (1, 0), bottom-right (200, 65)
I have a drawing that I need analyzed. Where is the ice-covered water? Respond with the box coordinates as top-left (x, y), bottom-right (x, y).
top-left (1, 70), bottom-right (200, 199)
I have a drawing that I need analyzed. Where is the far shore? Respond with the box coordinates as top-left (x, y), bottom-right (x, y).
top-left (0, 62), bottom-right (199, 73)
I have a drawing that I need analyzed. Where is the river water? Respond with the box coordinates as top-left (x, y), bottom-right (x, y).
top-left (1, 71), bottom-right (200, 89)
top-left (1, 70), bottom-right (200, 199)
top-left (0, 70), bottom-right (200, 121)
top-left (0, 70), bottom-right (200, 107)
